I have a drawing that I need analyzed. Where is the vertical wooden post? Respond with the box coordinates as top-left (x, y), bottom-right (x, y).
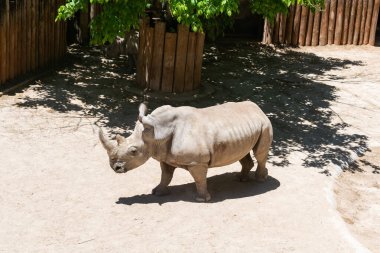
top-left (149, 22), bottom-right (165, 91)
top-left (9, 2), bottom-right (15, 80)
top-left (342, 0), bottom-right (352, 44)
top-left (193, 32), bottom-right (205, 90)
top-left (299, 6), bottom-right (309, 46)
top-left (273, 14), bottom-right (280, 44)
top-left (286, 5), bottom-right (296, 45)
top-left (328, 0), bottom-right (337, 44)
top-left (359, 0), bottom-right (368, 44)
top-left (334, 0), bottom-right (345, 44)
top-left (263, 18), bottom-right (273, 44)
top-left (26, 0), bottom-right (31, 72)
top-left (369, 0), bottom-right (380, 45)
top-left (305, 10), bottom-right (314, 46)
top-left (364, 0), bottom-right (374, 44)
top-left (20, 1), bottom-right (29, 74)
top-left (292, 4), bottom-right (302, 46)
top-left (0, 2), bottom-right (4, 84)
top-left (353, 0), bottom-right (363, 45)
top-left (348, 0), bottom-right (358, 44)
top-left (79, 8), bottom-right (90, 44)
top-left (320, 0), bottom-right (330, 45)
top-left (184, 32), bottom-right (196, 92)
top-left (161, 33), bottom-right (177, 93)
top-left (278, 13), bottom-right (287, 44)
top-left (142, 27), bottom-right (154, 87)
top-left (312, 10), bottom-right (321, 46)
top-left (173, 24), bottom-right (189, 93)
top-left (137, 19), bottom-right (147, 87)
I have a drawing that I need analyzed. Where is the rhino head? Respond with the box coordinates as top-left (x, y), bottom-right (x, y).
top-left (99, 104), bottom-right (150, 173)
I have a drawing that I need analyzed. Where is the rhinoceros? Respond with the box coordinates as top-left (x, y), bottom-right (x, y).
top-left (99, 101), bottom-right (273, 201)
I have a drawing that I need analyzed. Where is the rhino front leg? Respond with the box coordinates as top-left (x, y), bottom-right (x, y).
top-left (152, 162), bottom-right (176, 196)
top-left (188, 165), bottom-right (211, 202)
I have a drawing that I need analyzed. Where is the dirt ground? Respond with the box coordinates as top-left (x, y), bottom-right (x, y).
top-left (0, 41), bottom-right (379, 252)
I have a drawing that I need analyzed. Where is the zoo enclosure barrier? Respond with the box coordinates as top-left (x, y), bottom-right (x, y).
top-left (137, 19), bottom-right (205, 93)
top-left (0, 0), bottom-right (67, 86)
top-left (263, 0), bottom-right (380, 46)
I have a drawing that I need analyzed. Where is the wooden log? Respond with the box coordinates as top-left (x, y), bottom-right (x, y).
top-left (334, 0), bottom-right (345, 44)
top-left (137, 19), bottom-right (147, 87)
top-left (369, 0), bottom-right (380, 45)
top-left (348, 0), bottom-right (358, 44)
top-left (31, 0), bottom-right (37, 70)
top-left (364, 0), bottom-right (374, 44)
top-left (49, 1), bottom-right (54, 64)
top-left (320, 0), bottom-right (330, 45)
top-left (13, 1), bottom-right (18, 78)
top-left (353, 0), bottom-right (363, 45)
top-left (79, 8), bottom-right (90, 45)
top-left (54, 0), bottom-right (60, 62)
top-left (149, 22), bottom-right (165, 91)
top-left (292, 4), bottom-right (302, 46)
top-left (286, 4), bottom-right (296, 45)
top-left (299, 6), bottom-right (309, 46)
top-left (342, 0), bottom-right (352, 44)
top-left (193, 31), bottom-right (205, 90)
top-left (173, 24), bottom-right (189, 93)
top-left (184, 32), bottom-right (196, 92)
top-left (9, 3), bottom-right (15, 80)
top-left (0, 3), bottom-right (5, 84)
top-left (262, 18), bottom-right (273, 44)
top-left (142, 27), bottom-right (154, 87)
top-left (278, 13), bottom-right (287, 44)
top-left (359, 0), bottom-right (368, 44)
top-left (305, 10), bottom-right (314, 46)
top-left (312, 10), bottom-right (321, 46)
top-left (328, 0), bottom-right (337, 44)
top-left (2, 0), bottom-right (8, 83)
top-left (161, 33), bottom-right (177, 93)
top-left (273, 13), bottom-right (280, 44)
top-left (21, 0), bottom-right (26, 74)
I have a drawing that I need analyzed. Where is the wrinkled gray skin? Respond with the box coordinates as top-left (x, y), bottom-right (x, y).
top-left (99, 101), bottom-right (273, 202)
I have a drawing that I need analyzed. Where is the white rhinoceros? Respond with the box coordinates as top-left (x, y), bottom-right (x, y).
top-left (99, 101), bottom-right (273, 201)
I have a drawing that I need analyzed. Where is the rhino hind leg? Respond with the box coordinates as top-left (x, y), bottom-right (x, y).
top-left (188, 165), bottom-right (211, 202)
top-left (239, 153), bottom-right (254, 182)
top-left (152, 162), bottom-right (176, 196)
top-left (253, 149), bottom-right (269, 182)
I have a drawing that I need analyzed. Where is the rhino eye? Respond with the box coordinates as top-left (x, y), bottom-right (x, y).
top-left (128, 146), bottom-right (138, 156)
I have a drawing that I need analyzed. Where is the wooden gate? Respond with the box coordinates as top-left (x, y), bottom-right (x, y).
top-left (0, 0), bottom-right (67, 86)
top-left (263, 0), bottom-right (380, 46)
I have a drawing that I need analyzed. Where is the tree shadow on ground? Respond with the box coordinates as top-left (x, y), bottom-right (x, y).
top-left (116, 173), bottom-right (280, 205)
top-left (14, 40), bottom-right (369, 173)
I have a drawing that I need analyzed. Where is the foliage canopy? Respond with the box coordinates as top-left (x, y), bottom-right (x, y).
top-left (57, 0), bottom-right (324, 45)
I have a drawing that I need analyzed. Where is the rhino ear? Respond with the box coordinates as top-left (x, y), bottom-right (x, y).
top-left (115, 134), bottom-right (125, 145)
top-left (138, 103), bottom-right (147, 122)
top-left (141, 115), bottom-right (173, 141)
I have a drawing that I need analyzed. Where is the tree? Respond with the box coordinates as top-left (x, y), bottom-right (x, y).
top-left (56, 0), bottom-right (324, 45)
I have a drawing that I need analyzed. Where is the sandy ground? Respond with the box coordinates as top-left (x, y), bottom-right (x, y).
top-left (0, 42), bottom-right (380, 252)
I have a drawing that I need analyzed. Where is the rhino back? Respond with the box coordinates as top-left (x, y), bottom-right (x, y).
top-left (169, 101), bottom-right (272, 167)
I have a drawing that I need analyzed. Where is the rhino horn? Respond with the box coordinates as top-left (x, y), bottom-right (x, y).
top-left (99, 128), bottom-right (115, 151)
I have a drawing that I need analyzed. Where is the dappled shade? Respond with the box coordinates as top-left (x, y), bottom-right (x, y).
top-left (15, 40), bottom-right (368, 174)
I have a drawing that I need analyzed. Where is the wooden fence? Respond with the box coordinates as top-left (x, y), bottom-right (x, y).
top-left (0, 0), bottom-right (67, 86)
top-left (137, 20), bottom-right (205, 93)
top-left (264, 0), bottom-right (380, 46)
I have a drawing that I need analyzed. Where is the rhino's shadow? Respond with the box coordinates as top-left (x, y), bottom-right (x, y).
top-left (116, 172), bottom-right (280, 205)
